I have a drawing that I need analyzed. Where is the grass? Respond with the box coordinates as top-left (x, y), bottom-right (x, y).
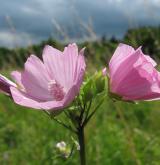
top-left (0, 94), bottom-right (160, 164)
top-left (0, 26), bottom-right (160, 164)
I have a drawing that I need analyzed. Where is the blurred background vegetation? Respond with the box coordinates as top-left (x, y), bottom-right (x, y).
top-left (1, 26), bottom-right (160, 70)
top-left (0, 26), bottom-right (160, 165)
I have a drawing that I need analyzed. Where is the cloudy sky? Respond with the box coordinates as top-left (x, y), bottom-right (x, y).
top-left (0, 0), bottom-right (160, 47)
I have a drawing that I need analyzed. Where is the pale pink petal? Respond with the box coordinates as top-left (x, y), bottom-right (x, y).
top-left (43, 44), bottom-right (84, 92)
top-left (73, 50), bottom-right (86, 90)
top-left (40, 101), bottom-right (63, 110)
top-left (115, 62), bottom-right (160, 100)
top-left (8, 44), bottom-right (86, 111)
top-left (42, 45), bottom-right (64, 83)
top-left (139, 83), bottom-right (160, 100)
top-left (137, 49), bottom-right (157, 67)
top-left (109, 43), bottom-right (160, 101)
top-left (109, 43), bottom-right (135, 78)
top-left (144, 55), bottom-right (157, 67)
top-left (111, 48), bottom-right (142, 92)
top-left (76, 47), bottom-right (86, 75)
top-left (40, 85), bottom-right (79, 110)
top-left (40, 45), bottom-right (85, 110)
top-left (138, 82), bottom-right (160, 101)
top-left (123, 90), bottom-right (160, 101)
top-left (63, 85), bottom-right (78, 106)
top-left (115, 64), bottom-right (153, 100)
top-left (10, 86), bottom-right (65, 111)
top-left (10, 87), bottom-right (41, 109)
top-left (61, 43), bottom-right (79, 90)
top-left (21, 55), bottom-right (52, 101)
top-left (11, 71), bottom-right (24, 88)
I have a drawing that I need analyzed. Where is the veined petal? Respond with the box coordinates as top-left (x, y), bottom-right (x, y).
top-left (63, 85), bottom-right (78, 106)
top-left (136, 48), bottom-right (157, 67)
top-left (116, 62), bottom-right (160, 100)
top-left (144, 55), bottom-right (157, 67)
top-left (109, 43), bottom-right (160, 101)
top-left (43, 44), bottom-right (84, 92)
top-left (39, 100), bottom-right (64, 111)
top-left (22, 55), bottom-right (52, 101)
top-left (10, 86), bottom-right (64, 111)
top-left (40, 84), bottom-right (81, 111)
top-left (36, 86), bottom-right (78, 111)
top-left (8, 44), bottom-right (86, 112)
top-left (111, 48), bottom-right (142, 92)
top-left (109, 43), bottom-right (135, 78)
top-left (10, 87), bottom-right (41, 109)
top-left (62, 43), bottom-right (79, 90)
top-left (138, 82), bottom-right (160, 101)
top-left (42, 45), bottom-right (66, 87)
top-left (11, 71), bottom-right (24, 88)
top-left (73, 47), bottom-right (86, 89)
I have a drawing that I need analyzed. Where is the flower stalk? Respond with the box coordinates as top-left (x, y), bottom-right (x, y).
top-left (77, 125), bottom-right (86, 165)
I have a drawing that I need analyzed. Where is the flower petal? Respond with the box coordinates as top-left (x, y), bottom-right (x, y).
top-left (10, 87), bottom-right (41, 109)
top-left (21, 55), bottom-right (52, 101)
top-left (0, 74), bottom-right (16, 95)
top-left (144, 55), bottom-right (157, 67)
top-left (11, 71), bottom-right (24, 88)
top-left (43, 44), bottom-right (84, 92)
top-left (42, 45), bottom-right (66, 86)
top-left (111, 48), bottom-right (142, 92)
top-left (116, 62), bottom-right (160, 100)
top-left (40, 100), bottom-right (63, 110)
top-left (10, 44), bottom-right (86, 111)
top-left (73, 48), bottom-right (86, 90)
top-left (40, 85), bottom-right (79, 111)
top-left (62, 43), bottom-right (79, 90)
top-left (63, 85), bottom-right (78, 106)
top-left (109, 43), bottom-right (135, 78)
top-left (10, 86), bottom-right (64, 111)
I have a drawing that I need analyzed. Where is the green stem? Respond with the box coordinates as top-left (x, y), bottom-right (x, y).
top-left (77, 126), bottom-right (86, 165)
top-left (43, 110), bottom-right (77, 133)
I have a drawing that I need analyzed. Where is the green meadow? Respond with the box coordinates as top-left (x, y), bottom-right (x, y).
top-left (0, 27), bottom-right (160, 164)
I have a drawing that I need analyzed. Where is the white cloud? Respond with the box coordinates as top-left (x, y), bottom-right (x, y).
top-left (0, 0), bottom-right (160, 47)
top-left (151, 0), bottom-right (160, 6)
top-left (0, 31), bottom-right (16, 47)
top-left (21, 6), bottom-right (41, 15)
top-left (0, 31), bottom-right (41, 48)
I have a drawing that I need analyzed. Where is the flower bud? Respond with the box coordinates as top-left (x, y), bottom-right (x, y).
top-left (56, 141), bottom-right (70, 159)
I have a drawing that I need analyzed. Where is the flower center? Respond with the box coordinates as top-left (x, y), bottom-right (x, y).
top-left (48, 80), bottom-right (65, 101)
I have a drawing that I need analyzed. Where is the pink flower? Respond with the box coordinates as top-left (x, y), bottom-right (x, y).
top-left (0, 43), bottom-right (86, 110)
top-left (109, 43), bottom-right (160, 101)
top-left (0, 74), bottom-right (16, 95)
